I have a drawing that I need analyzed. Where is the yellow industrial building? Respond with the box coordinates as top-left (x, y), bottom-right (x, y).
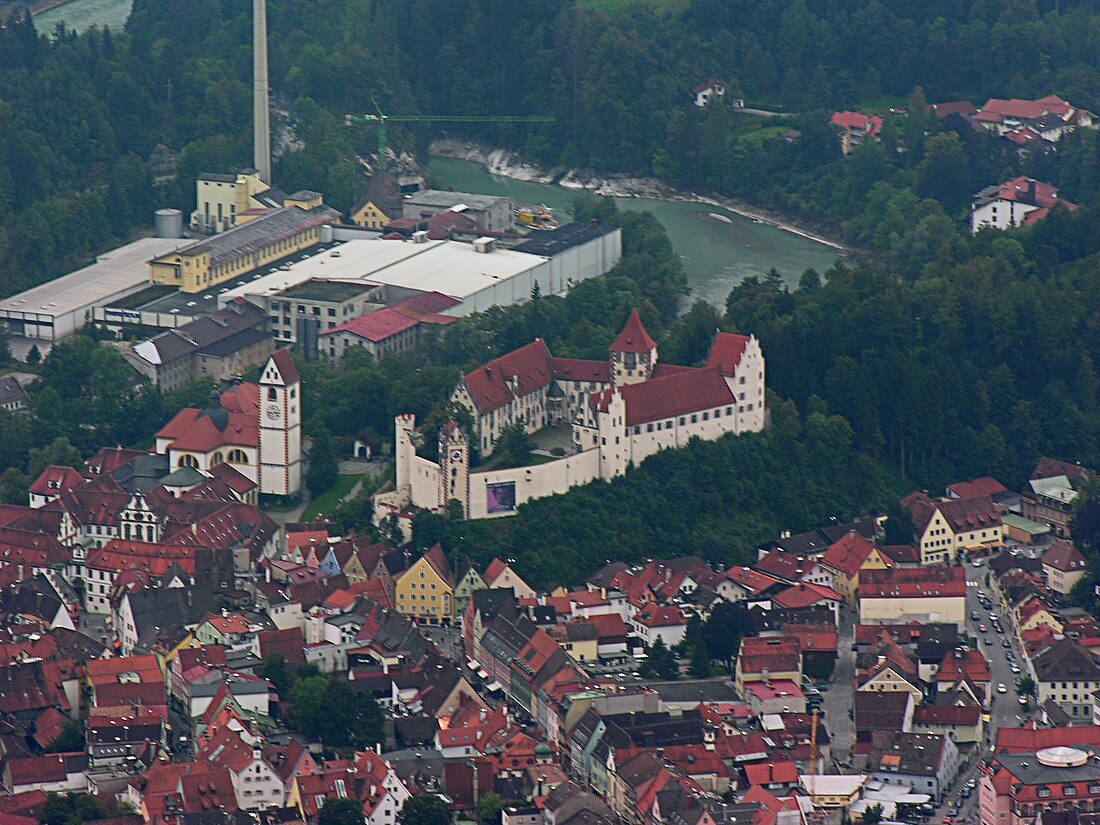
top-left (149, 204), bottom-right (338, 293)
top-left (190, 169), bottom-right (325, 235)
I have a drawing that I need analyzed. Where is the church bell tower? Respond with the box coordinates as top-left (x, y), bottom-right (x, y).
top-left (438, 422), bottom-right (470, 517)
top-left (258, 351), bottom-right (302, 497)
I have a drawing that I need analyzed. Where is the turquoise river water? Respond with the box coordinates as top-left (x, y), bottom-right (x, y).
top-left (34, 0), bottom-right (132, 33)
top-left (429, 157), bottom-right (840, 308)
top-left (30, 0), bottom-right (839, 308)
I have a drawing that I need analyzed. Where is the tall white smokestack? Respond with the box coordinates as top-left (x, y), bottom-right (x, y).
top-left (252, 0), bottom-right (272, 184)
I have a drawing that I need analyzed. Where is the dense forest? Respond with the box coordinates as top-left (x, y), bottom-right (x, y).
top-left (3, 1), bottom-right (1100, 585)
top-left (2, 0), bottom-right (1100, 292)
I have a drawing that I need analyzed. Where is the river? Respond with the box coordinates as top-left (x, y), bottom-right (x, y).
top-left (34, 0), bottom-right (131, 33)
top-left (428, 156), bottom-right (839, 309)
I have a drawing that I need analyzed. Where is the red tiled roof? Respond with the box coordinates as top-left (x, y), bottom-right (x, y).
top-left (1033, 457), bottom-right (1091, 482)
top-left (86, 541), bottom-right (196, 579)
top-left (933, 101), bottom-right (977, 119)
top-left (323, 588), bottom-right (357, 610)
top-left (859, 566), bottom-right (966, 599)
top-left (914, 703), bottom-right (980, 726)
top-left (830, 111), bottom-right (883, 136)
top-left (980, 97), bottom-right (1071, 120)
top-left (724, 566), bottom-right (781, 596)
top-left (692, 78), bottom-right (731, 94)
top-left (422, 543), bottom-right (453, 587)
top-left (461, 339), bottom-right (554, 414)
top-left (744, 760), bottom-right (799, 786)
top-left (706, 333), bottom-right (750, 376)
top-left (754, 549), bottom-right (816, 582)
top-left (1042, 539), bottom-right (1086, 572)
top-left (617, 366), bottom-right (736, 427)
top-left (7, 754), bottom-right (74, 786)
top-left (484, 558), bottom-right (508, 585)
top-left (739, 636), bottom-right (801, 675)
top-left (156, 404), bottom-right (258, 452)
top-left (948, 477), bottom-right (1008, 499)
top-left (209, 462), bottom-right (256, 494)
top-left (878, 544), bottom-right (921, 565)
top-left (820, 530), bottom-right (874, 577)
top-left (609, 309), bottom-right (656, 354)
top-left (772, 583), bottom-right (841, 610)
top-left (0, 528), bottom-right (68, 570)
top-left (937, 495), bottom-right (1002, 533)
top-left (987, 177), bottom-right (1067, 209)
top-left (270, 349), bottom-right (299, 385)
top-left (996, 726), bottom-right (1100, 753)
top-left (548, 357), bottom-right (610, 384)
top-left (781, 625), bottom-right (838, 653)
top-left (634, 604), bottom-right (686, 628)
top-left (587, 613), bottom-right (629, 639)
top-left (29, 466), bottom-right (85, 498)
top-left (323, 307), bottom-right (419, 342)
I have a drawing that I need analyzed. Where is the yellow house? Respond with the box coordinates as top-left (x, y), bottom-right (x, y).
top-left (857, 661), bottom-right (924, 705)
top-left (1017, 596), bottom-right (1064, 634)
top-left (152, 630), bottom-right (201, 679)
top-left (150, 204), bottom-right (337, 293)
top-left (395, 544), bottom-right (455, 625)
top-left (547, 624), bottom-right (599, 663)
top-left (819, 530), bottom-right (875, 605)
top-left (350, 172), bottom-right (403, 229)
top-left (861, 545), bottom-right (892, 571)
top-left (906, 493), bottom-right (1004, 566)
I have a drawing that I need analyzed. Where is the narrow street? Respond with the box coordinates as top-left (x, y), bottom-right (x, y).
top-left (931, 561), bottom-right (1040, 825)
top-left (824, 605), bottom-right (856, 766)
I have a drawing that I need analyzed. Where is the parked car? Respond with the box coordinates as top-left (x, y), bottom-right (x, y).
top-left (998, 683), bottom-right (1008, 693)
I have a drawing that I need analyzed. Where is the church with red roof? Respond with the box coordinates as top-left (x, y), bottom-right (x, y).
top-left (380, 310), bottom-right (765, 523)
top-left (155, 351), bottom-right (301, 497)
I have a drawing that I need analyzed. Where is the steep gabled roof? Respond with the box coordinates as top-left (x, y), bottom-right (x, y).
top-left (461, 339), bottom-right (554, 415)
top-left (609, 309), bottom-right (656, 354)
top-left (1042, 540), bottom-right (1087, 573)
top-left (706, 332), bottom-right (750, 376)
top-left (820, 530), bottom-right (874, 577)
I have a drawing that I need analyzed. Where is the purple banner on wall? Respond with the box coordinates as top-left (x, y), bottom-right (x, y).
top-left (486, 481), bottom-right (517, 514)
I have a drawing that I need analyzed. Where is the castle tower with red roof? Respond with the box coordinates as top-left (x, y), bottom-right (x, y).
top-left (609, 309), bottom-right (657, 388)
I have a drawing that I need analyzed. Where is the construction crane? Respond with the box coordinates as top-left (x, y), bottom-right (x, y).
top-left (344, 100), bottom-right (554, 171)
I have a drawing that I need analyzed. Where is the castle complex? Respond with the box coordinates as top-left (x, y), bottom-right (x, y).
top-left (376, 311), bottom-right (765, 525)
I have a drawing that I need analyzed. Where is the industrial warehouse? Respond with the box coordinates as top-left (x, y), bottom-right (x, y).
top-left (0, 185), bottom-right (620, 369)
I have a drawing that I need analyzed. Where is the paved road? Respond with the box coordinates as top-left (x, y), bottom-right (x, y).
top-left (932, 560), bottom-right (1041, 825)
top-left (824, 605), bottom-right (857, 766)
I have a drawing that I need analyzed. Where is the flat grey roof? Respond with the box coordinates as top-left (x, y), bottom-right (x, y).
top-left (513, 222), bottom-right (618, 257)
top-left (219, 237), bottom-right (547, 305)
top-left (277, 279), bottom-right (372, 303)
top-left (404, 189), bottom-right (509, 210)
top-left (0, 237), bottom-right (188, 319)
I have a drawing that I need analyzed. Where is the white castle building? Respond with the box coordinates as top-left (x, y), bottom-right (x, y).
top-left (376, 311), bottom-right (764, 525)
top-left (156, 350), bottom-right (302, 497)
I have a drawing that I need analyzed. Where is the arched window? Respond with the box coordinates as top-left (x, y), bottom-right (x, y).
top-left (268, 388), bottom-right (277, 401)
top-left (211, 451), bottom-right (224, 467)
top-left (228, 449), bottom-right (248, 464)
top-left (179, 454), bottom-right (199, 469)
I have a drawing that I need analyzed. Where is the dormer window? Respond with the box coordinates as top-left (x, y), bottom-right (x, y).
top-left (89, 466), bottom-right (101, 474)
top-left (48, 480), bottom-right (60, 490)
